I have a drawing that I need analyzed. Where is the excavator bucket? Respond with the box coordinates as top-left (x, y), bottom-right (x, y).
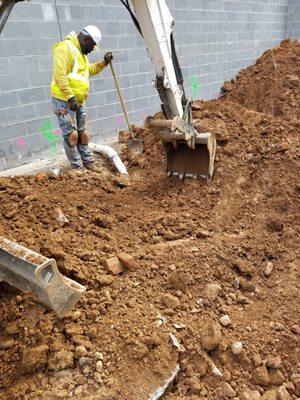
top-left (145, 116), bottom-right (216, 181)
top-left (0, 236), bottom-right (85, 318)
top-left (164, 132), bottom-right (216, 180)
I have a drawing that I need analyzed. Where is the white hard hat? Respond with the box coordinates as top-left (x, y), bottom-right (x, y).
top-left (81, 25), bottom-right (102, 45)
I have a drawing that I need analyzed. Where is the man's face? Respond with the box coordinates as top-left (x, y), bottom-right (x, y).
top-left (81, 35), bottom-right (96, 55)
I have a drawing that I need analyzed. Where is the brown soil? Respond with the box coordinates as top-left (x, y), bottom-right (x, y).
top-left (0, 39), bottom-right (299, 400)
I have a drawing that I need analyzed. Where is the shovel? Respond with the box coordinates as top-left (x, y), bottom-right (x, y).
top-left (109, 61), bottom-right (143, 154)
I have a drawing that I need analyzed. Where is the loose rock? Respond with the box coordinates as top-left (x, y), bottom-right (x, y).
top-left (231, 341), bottom-right (243, 355)
top-left (96, 360), bottom-right (103, 373)
top-left (291, 324), bottom-right (300, 335)
top-left (117, 252), bottom-right (139, 271)
top-left (162, 293), bottom-right (180, 309)
top-left (201, 321), bottom-right (222, 351)
top-left (291, 373), bottom-right (300, 395)
top-left (75, 345), bottom-right (88, 359)
top-left (266, 355), bottom-right (282, 369)
top-left (269, 369), bottom-right (285, 386)
top-left (48, 350), bottom-right (74, 371)
top-left (216, 381), bottom-right (236, 398)
top-left (264, 262), bottom-right (274, 277)
top-left (277, 385), bottom-right (291, 400)
top-left (103, 256), bottom-right (125, 275)
top-left (22, 345), bottom-right (48, 374)
top-left (93, 372), bottom-right (102, 383)
top-left (0, 336), bottom-right (14, 349)
top-left (74, 385), bottom-right (84, 396)
top-left (205, 283), bottom-right (222, 301)
top-left (187, 376), bottom-right (201, 394)
top-left (240, 390), bottom-right (261, 400)
top-left (261, 390), bottom-right (277, 400)
top-left (219, 315), bottom-right (231, 327)
top-left (252, 353), bottom-right (262, 367)
top-left (251, 365), bottom-right (270, 387)
top-left (169, 271), bottom-right (188, 292)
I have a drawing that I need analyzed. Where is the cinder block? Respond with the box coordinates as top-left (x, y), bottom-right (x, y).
top-left (18, 88), bottom-right (47, 105)
top-left (106, 21), bottom-right (128, 35)
top-left (27, 70), bottom-right (51, 87)
top-left (0, 139), bottom-right (19, 166)
top-left (113, 49), bottom-right (129, 63)
top-left (0, 91), bottom-right (19, 109)
top-left (0, 39), bottom-right (23, 57)
top-left (6, 104), bottom-right (37, 124)
top-left (10, 56), bottom-right (38, 73)
top-left (118, 35), bottom-right (139, 49)
top-left (0, 109), bottom-right (8, 125)
top-left (25, 117), bottom-right (50, 136)
top-left (0, 121), bottom-right (27, 141)
top-left (10, 2), bottom-right (43, 21)
top-left (1, 21), bottom-right (32, 39)
top-left (115, 7), bottom-right (132, 22)
top-left (38, 54), bottom-right (53, 72)
top-left (139, 60), bottom-right (152, 73)
top-left (34, 100), bottom-right (53, 119)
top-left (70, 5), bottom-right (93, 21)
top-left (41, 3), bottom-right (57, 22)
top-left (29, 21), bottom-right (59, 38)
top-left (121, 61), bottom-right (139, 75)
top-left (97, 103), bottom-right (117, 119)
top-left (93, 7), bottom-right (116, 21)
top-left (87, 92), bottom-right (107, 108)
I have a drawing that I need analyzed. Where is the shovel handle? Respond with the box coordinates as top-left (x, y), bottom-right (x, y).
top-left (109, 61), bottom-right (136, 139)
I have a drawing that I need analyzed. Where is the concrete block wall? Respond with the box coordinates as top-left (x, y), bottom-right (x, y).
top-left (0, 0), bottom-right (298, 171)
top-left (286, 0), bottom-right (300, 39)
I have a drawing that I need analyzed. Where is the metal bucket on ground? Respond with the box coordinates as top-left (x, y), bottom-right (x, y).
top-left (0, 236), bottom-right (85, 318)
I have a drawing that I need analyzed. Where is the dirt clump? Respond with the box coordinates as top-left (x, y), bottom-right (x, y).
top-left (0, 39), bottom-right (299, 399)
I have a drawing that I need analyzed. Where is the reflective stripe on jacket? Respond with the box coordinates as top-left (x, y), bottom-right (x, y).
top-left (51, 31), bottom-right (106, 104)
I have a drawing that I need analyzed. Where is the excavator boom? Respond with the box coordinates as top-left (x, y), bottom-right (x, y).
top-left (126, 0), bottom-right (216, 180)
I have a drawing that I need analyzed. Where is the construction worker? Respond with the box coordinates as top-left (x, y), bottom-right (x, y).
top-left (51, 26), bottom-right (113, 170)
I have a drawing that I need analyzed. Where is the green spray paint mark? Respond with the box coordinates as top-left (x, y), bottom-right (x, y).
top-left (191, 76), bottom-right (200, 98)
top-left (42, 118), bottom-right (60, 155)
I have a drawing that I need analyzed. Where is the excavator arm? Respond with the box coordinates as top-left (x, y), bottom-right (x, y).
top-left (122, 0), bottom-right (216, 180)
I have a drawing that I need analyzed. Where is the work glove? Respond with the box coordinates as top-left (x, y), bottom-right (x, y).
top-left (104, 52), bottom-right (113, 66)
top-left (67, 97), bottom-right (78, 112)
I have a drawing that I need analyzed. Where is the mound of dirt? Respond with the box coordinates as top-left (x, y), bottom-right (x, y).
top-left (0, 40), bottom-right (299, 400)
top-left (222, 39), bottom-right (300, 122)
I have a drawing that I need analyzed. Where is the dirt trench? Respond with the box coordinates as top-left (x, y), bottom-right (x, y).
top-left (0, 39), bottom-right (299, 400)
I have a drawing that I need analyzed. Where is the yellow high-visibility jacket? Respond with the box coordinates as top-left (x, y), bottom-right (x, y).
top-left (51, 31), bottom-right (106, 104)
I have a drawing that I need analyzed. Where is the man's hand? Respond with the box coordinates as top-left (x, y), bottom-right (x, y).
top-left (67, 97), bottom-right (78, 112)
top-left (104, 52), bottom-right (113, 66)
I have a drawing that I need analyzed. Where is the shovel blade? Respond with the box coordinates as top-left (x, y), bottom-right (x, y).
top-left (129, 138), bottom-right (144, 155)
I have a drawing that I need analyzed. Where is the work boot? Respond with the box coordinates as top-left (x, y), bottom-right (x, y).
top-left (84, 162), bottom-right (95, 171)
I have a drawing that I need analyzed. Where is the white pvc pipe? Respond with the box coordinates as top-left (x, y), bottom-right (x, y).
top-left (89, 143), bottom-right (128, 175)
